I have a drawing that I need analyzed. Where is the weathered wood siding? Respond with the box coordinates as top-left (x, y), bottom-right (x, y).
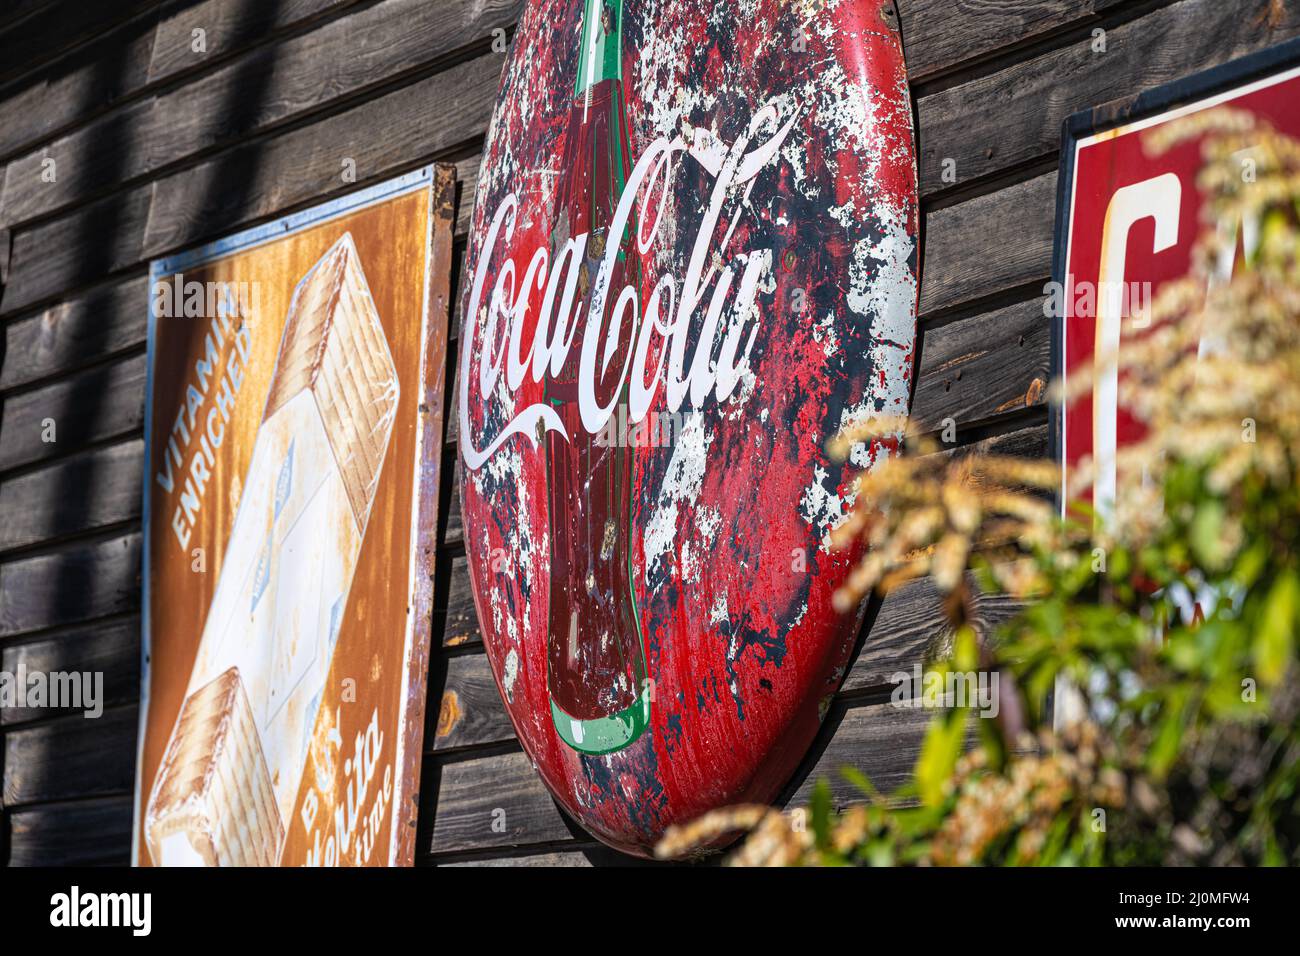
top-left (0, 0), bottom-right (1295, 866)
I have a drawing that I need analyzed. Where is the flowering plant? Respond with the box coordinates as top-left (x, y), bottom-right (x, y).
top-left (658, 111), bottom-right (1300, 866)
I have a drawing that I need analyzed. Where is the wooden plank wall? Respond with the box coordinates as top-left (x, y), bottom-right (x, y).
top-left (0, 0), bottom-right (1295, 866)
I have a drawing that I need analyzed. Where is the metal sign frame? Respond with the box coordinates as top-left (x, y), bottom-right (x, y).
top-left (133, 164), bottom-right (455, 866)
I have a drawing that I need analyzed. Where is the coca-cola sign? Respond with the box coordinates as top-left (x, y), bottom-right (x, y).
top-left (458, 0), bottom-right (919, 856)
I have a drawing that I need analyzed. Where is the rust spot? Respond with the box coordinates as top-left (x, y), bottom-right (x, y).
top-left (1026, 377), bottom-right (1046, 407)
top-left (933, 350), bottom-right (986, 374)
top-left (437, 690), bottom-right (462, 738)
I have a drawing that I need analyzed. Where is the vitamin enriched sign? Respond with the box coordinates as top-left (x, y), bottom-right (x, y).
top-left (134, 166), bottom-right (455, 867)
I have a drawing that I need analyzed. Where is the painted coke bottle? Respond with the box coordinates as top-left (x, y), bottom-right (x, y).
top-left (544, 0), bottom-right (649, 754)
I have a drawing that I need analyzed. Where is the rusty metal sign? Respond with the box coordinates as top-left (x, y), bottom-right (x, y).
top-left (1054, 40), bottom-right (1300, 517)
top-left (134, 166), bottom-right (456, 866)
top-left (458, 0), bottom-right (919, 855)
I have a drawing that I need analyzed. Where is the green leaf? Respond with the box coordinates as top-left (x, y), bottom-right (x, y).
top-left (810, 778), bottom-right (833, 849)
top-left (916, 706), bottom-right (968, 809)
top-left (1233, 540), bottom-right (1269, 591)
top-left (1255, 208), bottom-right (1292, 267)
top-left (1148, 687), bottom-right (1190, 779)
top-left (1255, 570), bottom-right (1298, 685)
top-left (954, 625), bottom-right (979, 672)
top-left (1190, 500), bottom-right (1227, 570)
top-left (865, 843), bottom-right (895, 867)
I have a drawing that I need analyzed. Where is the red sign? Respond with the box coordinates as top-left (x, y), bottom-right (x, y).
top-left (1056, 43), bottom-right (1300, 511)
top-left (458, 0), bottom-right (918, 855)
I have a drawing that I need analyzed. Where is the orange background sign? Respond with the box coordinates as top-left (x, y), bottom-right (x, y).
top-left (134, 168), bottom-right (452, 866)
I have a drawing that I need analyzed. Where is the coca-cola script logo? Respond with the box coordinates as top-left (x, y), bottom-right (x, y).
top-left (460, 98), bottom-right (797, 468)
top-left (457, 0), bottom-right (919, 857)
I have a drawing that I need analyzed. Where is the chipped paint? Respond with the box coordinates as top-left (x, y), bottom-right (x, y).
top-left (643, 411), bottom-right (710, 581)
top-left (503, 647), bottom-right (520, 703)
top-left (458, 0), bottom-right (918, 857)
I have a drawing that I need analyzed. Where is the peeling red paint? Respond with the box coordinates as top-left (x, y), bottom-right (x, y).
top-left (457, 0), bottom-right (919, 856)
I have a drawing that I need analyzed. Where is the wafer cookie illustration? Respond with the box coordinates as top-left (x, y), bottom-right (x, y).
top-left (146, 234), bottom-right (398, 866)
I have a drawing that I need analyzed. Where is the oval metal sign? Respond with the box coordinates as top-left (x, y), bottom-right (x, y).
top-left (458, 0), bottom-right (918, 855)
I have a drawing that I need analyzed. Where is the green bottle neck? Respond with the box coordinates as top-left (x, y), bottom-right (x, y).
top-left (574, 0), bottom-right (623, 96)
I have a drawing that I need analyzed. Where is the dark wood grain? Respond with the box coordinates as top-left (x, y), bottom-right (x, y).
top-left (432, 841), bottom-right (672, 866)
top-left (0, 532), bottom-right (141, 639)
top-left (2, 705), bottom-right (138, 808)
top-left (444, 355), bottom-right (462, 450)
top-left (444, 458), bottom-right (464, 546)
top-left (423, 697), bottom-right (961, 858)
top-left (0, 156), bottom-right (473, 393)
top-left (453, 154), bottom-right (481, 240)
top-left (0, 0), bottom-right (163, 87)
top-left (0, 439), bottom-right (143, 554)
top-left (785, 698), bottom-right (961, 808)
top-left (0, 0), bottom-right (516, 229)
top-left (0, 352), bottom-right (145, 473)
top-left (0, 155), bottom-right (472, 391)
top-left (0, 16), bottom-right (155, 165)
top-left (911, 295), bottom-right (1051, 433)
top-left (0, 221), bottom-right (10, 285)
top-left (427, 749), bottom-right (575, 854)
top-left (429, 651), bottom-right (511, 753)
top-left (0, 0), bottom-right (59, 36)
top-left (0, 54), bottom-right (497, 315)
top-left (0, 273), bottom-right (147, 392)
top-left (142, 51), bottom-right (502, 258)
top-left (146, 0), bottom-right (365, 84)
top-left (844, 571), bottom-right (1027, 695)
top-left (0, 186), bottom-right (152, 316)
top-left (954, 421), bottom-right (1049, 460)
top-left (434, 846), bottom-right (596, 866)
top-left (441, 554), bottom-right (482, 649)
top-left (0, 1), bottom-right (374, 168)
top-left (919, 172), bottom-right (1057, 317)
top-left (916, 0), bottom-right (1300, 196)
top-left (898, 0), bottom-right (1134, 81)
top-left (5, 795), bottom-right (134, 866)
top-left (0, 616), bottom-right (141, 726)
